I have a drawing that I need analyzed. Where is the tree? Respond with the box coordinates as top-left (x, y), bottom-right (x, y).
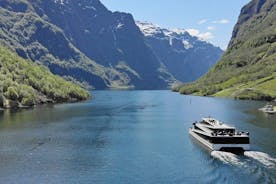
top-left (5, 86), bottom-right (19, 100)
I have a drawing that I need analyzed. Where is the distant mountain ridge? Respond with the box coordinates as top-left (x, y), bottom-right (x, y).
top-left (174, 0), bottom-right (276, 100)
top-left (0, 0), bottom-right (223, 89)
top-left (136, 21), bottom-right (223, 82)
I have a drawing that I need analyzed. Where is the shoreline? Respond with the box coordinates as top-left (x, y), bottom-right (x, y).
top-left (172, 90), bottom-right (276, 102)
top-left (0, 96), bottom-right (92, 110)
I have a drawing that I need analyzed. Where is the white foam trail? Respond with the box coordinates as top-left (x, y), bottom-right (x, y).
top-left (244, 151), bottom-right (276, 168)
top-left (211, 151), bottom-right (244, 167)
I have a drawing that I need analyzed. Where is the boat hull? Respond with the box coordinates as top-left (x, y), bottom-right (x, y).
top-left (189, 128), bottom-right (250, 151)
top-left (264, 110), bottom-right (276, 114)
top-left (259, 107), bottom-right (276, 114)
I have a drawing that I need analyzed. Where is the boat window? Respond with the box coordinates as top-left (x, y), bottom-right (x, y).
top-left (214, 129), bottom-right (235, 135)
top-left (200, 121), bottom-right (209, 125)
top-left (195, 126), bottom-right (203, 131)
top-left (194, 132), bottom-right (249, 144)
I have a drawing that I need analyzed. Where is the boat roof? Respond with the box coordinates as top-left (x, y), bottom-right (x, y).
top-left (201, 118), bottom-right (235, 129)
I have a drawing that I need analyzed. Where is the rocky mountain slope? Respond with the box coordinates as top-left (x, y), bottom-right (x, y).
top-left (174, 0), bottom-right (276, 100)
top-left (0, 45), bottom-right (89, 109)
top-left (0, 0), bottom-right (222, 89)
top-left (137, 21), bottom-right (223, 82)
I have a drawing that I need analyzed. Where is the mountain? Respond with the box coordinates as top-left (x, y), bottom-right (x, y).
top-left (136, 21), bottom-right (223, 82)
top-left (174, 0), bottom-right (276, 101)
top-left (0, 45), bottom-right (89, 109)
top-left (0, 0), bottom-right (174, 89)
top-left (0, 0), bottom-right (222, 89)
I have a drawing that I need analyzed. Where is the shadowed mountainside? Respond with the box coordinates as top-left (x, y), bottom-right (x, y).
top-left (0, 0), bottom-right (222, 89)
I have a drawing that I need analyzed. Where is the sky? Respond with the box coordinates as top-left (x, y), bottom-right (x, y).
top-left (100, 0), bottom-right (250, 50)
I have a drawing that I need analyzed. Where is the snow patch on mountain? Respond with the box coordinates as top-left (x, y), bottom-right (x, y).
top-left (135, 21), bottom-right (162, 36)
top-left (54, 0), bottom-right (68, 5)
top-left (136, 21), bottom-right (194, 49)
top-left (83, 5), bottom-right (97, 11)
top-left (116, 23), bottom-right (124, 29)
top-left (182, 40), bottom-right (193, 49)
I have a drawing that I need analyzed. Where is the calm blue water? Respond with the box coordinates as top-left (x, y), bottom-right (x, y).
top-left (0, 90), bottom-right (275, 183)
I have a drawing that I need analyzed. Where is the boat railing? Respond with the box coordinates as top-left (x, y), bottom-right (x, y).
top-left (212, 131), bottom-right (249, 137)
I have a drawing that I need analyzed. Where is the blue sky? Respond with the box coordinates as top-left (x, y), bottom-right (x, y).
top-left (100, 0), bottom-right (250, 50)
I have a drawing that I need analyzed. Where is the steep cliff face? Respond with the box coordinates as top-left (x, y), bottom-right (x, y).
top-left (175, 0), bottom-right (276, 100)
top-left (30, 0), bottom-right (173, 89)
top-left (230, 0), bottom-right (267, 43)
top-left (137, 21), bottom-right (223, 82)
top-left (0, 0), bottom-right (173, 89)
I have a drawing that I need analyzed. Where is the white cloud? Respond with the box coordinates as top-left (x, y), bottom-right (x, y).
top-left (171, 28), bottom-right (186, 34)
top-left (222, 45), bottom-right (228, 51)
top-left (197, 19), bottom-right (208, 25)
top-left (198, 32), bottom-right (214, 40)
top-left (186, 29), bottom-right (214, 41)
top-left (212, 19), bottom-right (229, 24)
top-left (207, 26), bottom-right (216, 30)
top-left (186, 29), bottom-right (200, 36)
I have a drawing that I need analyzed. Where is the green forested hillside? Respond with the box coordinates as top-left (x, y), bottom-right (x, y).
top-left (0, 45), bottom-right (89, 108)
top-left (174, 0), bottom-right (276, 101)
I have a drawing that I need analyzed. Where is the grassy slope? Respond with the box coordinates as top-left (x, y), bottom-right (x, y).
top-left (174, 0), bottom-right (276, 101)
top-left (0, 45), bottom-right (89, 108)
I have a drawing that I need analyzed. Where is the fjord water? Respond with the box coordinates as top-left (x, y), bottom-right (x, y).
top-left (0, 91), bottom-right (275, 183)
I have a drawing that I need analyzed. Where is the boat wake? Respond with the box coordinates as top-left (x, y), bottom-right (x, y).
top-left (211, 151), bottom-right (276, 183)
top-left (211, 151), bottom-right (245, 167)
top-left (211, 151), bottom-right (276, 169)
top-left (244, 151), bottom-right (276, 168)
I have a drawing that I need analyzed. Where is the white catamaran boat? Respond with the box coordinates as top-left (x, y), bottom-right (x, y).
top-left (259, 104), bottom-right (276, 114)
top-left (189, 118), bottom-right (250, 151)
